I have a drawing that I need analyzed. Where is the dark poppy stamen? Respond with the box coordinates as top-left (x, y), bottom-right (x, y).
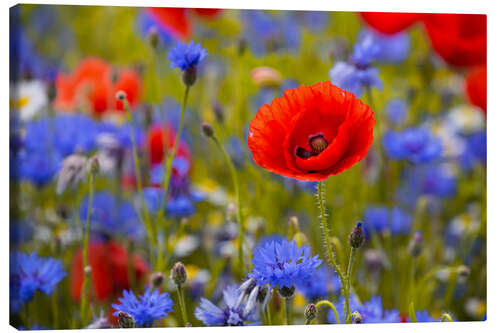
top-left (309, 135), bottom-right (328, 154)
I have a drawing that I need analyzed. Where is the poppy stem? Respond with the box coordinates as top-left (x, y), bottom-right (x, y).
top-left (208, 133), bottom-right (245, 278)
top-left (155, 85), bottom-right (191, 271)
top-left (316, 181), bottom-right (350, 323)
top-left (123, 98), bottom-right (157, 267)
top-left (345, 247), bottom-right (357, 324)
top-left (80, 171), bottom-right (94, 326)
top-left (315, 300), bottom-right (340, 324)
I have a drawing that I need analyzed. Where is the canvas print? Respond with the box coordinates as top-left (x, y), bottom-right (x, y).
top-left (9, 4), bottom-right (486, 330)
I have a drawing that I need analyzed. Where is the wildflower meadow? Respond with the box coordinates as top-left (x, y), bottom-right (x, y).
top-left (9, 4), bottom-right (486, 329)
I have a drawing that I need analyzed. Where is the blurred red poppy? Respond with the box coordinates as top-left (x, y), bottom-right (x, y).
top-left (147, 124), bottom-right (192, 168)
top-left (54, 58), bottom-right (141, 115)
top-left (359, 12), bottom-right (422, 34)
top-left (424, 13), bottom-right (486, 67)
top-left (70, 240), bottom-right (149, 302)
top-left (465, 65), bottom-right (487, 115)
top-left (146, 7), bottom-right (222, 41)
top-left (247, 81), bottom-right (375, 181)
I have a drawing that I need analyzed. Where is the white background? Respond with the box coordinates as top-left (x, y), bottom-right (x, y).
top-left (1, 0), bottom-right (497, 332)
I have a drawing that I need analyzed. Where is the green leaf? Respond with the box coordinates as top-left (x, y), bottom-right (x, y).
top-left (409, 302), bottom-right (418, 323)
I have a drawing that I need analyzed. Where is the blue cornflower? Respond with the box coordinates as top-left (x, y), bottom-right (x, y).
top-left (363, 205), bottom-right (412, 236)
top-left (459, 131), bottom-right (486, 171)
top-left (79, 191), bottom-right (144, 239)
top-left (10, 252), bottom-right (66, 313)
top-left (415, 310), bottom-right (437, 322)
top-left (112, 288), bottom-right (174, 327)
top-left (385, 99), bottom-right (408, 125)
top-left (296, 266), bottom-right (340, 300)
top-left (383, 127), bottom-right (442, 163)
top-left (249, 240), bottom-right (322, 289)
top-left (195, 284), bottom-right (258, 326)
top-left (168, 41), bottom-right (207, 71)
top-left (329, 61), bottom-right (383, 97)
top-left (357, 29), bottom-right (410, 64)
top-left (18, 150), bottom-right (62, 187)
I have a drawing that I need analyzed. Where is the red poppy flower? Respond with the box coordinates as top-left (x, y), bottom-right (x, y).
top-left (359, 12), bottom-right (422, 34)
top-left (247, 81), bottom-right (375, 181)
top-left (146, 7), bottom-right (223, 41)
top-left (70, 240), bottom-right (149, 302)
top-left (147, 124), bottom-right (192, 167)
top-left (54, 57), bottom-right (141, 115)
top-left (465, 65), bottom-right (487, 115)
top-left (424, 13), bottom-right (486, 67)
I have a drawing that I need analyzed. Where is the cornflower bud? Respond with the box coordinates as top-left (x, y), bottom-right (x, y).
top-left (201, 122), bottom-right (214, 138)
top-left (352, 311), bottom-right (362, 324)
top-left (150, 272), bottom-right (164, 288)
top-left (408, 231), bottom-right (423, 257)
top-left (304, 303), bottom-right (317, 323)
top-left (349, 222), bottom-right (365, 249)
top-left (170, 262), bottom-right (187, 286)
top-left (117, 311), bottom-right (135, 328)
top-left (87, 155), bottom-right (100, 176)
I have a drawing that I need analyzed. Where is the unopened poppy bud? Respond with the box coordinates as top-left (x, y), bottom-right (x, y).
top-left (212, 101), bottom-right (224, 123)
top-left (304, 303), bottom-right (317, 323)
top-left (293, 232), bottom-right (308, 248)
top-left (278, 285), bottom-right (295, 299)
top-left (408, 231), bottom-right (423, 257)
top-left (118, 311), bottom-right (135, 328)
top-left (151, 272), bottom-right (164, 288)
top-left (170, 262), bottom-right (187, 286)
top-left (116, 90), bottom-right (127, 102)
top-left (182, 66), bottom-right (197, 87)
top-left (250, 66), bottom-right (282, 88)
top-left (201, 122), bottom-right (214, 138)
top-left (349, 222), bottom-right (365, 249)
top-left (352, 311), bottom-right (362, 324)
top-left (87, 155), bottom-right (100, 175)
top-left (288, 216), bottom-right (299, 234)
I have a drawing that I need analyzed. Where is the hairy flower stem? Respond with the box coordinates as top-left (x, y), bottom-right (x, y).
top-left (123, 99), bottom-right (156, 265)
top-left (176, 285), bottom-right (188, 326)
top-left (155, 86), bottom-right (190, 271)
top-left (209, 134), bottom-right (245, 277)
top-left (440, 313), bottom-right (453, 322)
top-left (316, 181), bottom-right (351, 323)
top-left (315, 300), bottom-right (340, 324)
top-left (80, 172), bottom-right (94, 325)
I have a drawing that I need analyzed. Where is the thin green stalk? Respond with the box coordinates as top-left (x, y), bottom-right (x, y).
top-left (266, 303), bottom-right (272, 325)
top-left (80, 172), bottom-right (94, 325)
top-left (283, 297), bottom-right (292, 325)
top-left (210, 134), bottom-right (245, 277)
top-left (52, 292), bottom-right (59, 329)
top-left (316, 300), bottom-right (340, 324)
top-left (123, 98), bottom-right (156, 265)
top-left (176, 285), bottom-right (188, 326)
top-left (345, 247), bottom-right (357, 324)
top-left (155, 85), bottom-right (190, 271)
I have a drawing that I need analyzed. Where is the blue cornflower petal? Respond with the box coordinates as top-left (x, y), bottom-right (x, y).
top-left (168, 41), bottom-right (207, 71)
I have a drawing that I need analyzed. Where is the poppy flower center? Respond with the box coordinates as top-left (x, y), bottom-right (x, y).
top-left (295, 134), bottom-right (329, 159)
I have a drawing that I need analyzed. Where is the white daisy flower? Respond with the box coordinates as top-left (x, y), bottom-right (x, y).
top-left (10, 80), bottom-right (48, 121)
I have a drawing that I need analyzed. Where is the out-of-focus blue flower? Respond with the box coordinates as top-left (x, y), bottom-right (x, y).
top-left (10, 252), bottom-right (66, 313)
top-left (241, 11), bottom-right (300, 56)
top-left (18, 150), bottom-right (62, 187)
top-left (351, 33), bottom-right (381, 67)
top-left (249, 240), bottom-right (321, 288)
top-left (301, 11), bottom-right (329, 32)
top-left (146, 164), bottom-right (206, 218)
top-left (396, 164), bottom-right (457, 208)
top-left (327, 295), bottom-right (399, 324)
top-left (137, 10), bottom-right (174, 46)
top-left (168, 41), bottom-right (207, 70)
top-left (459, 131), bottom-right (486, 171)
top-left (385, 99), bottom-right (408, 125)
top-left (357, 29), bottom-right (410, 64)
top-left (383, 127), bottom-right (442, 163)
top-left (415, 310), bottom-right (437, 322)
top-left (329, 61), bottom-right (383, 97)
top-left (79, 191), bottom-right (144, 239)
top-left (112, 288), bottom-right (173, 327)
top-left (296, 266), bottom-right (340, 300)
top-left (10, 221), bottom-right (33, 246)
top-left (195, 284), bottom-right (258, 326)
top-left (363, 205), bottom-right (412, 236)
